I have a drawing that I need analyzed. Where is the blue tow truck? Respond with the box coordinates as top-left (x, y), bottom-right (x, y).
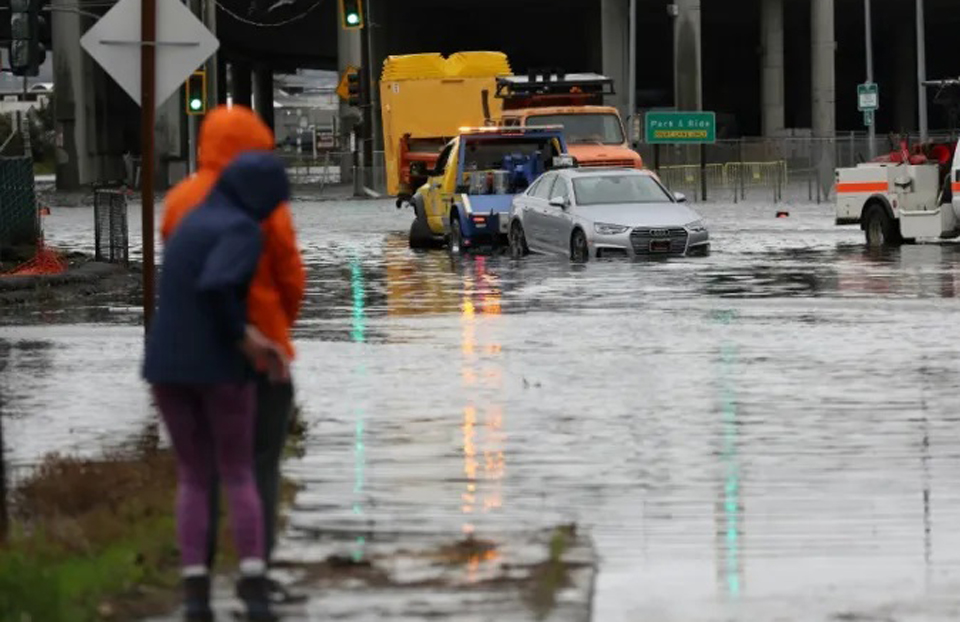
top-left (409, 126), bottom-right (573, 252)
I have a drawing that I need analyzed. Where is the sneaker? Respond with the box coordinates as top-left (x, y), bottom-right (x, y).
top-left (266, 577), bottom-right (308, 605)
top-left (236, 575), bottom-right (279, 622)
top-left (183, 576), bottom-right (214, 622)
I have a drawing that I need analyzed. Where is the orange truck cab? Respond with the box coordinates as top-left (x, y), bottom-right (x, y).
top-left (496, 72), bottom-right (643, 170)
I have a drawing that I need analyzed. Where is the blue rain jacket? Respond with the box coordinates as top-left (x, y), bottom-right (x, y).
top-left (143, 152), bottom-right (291, 385)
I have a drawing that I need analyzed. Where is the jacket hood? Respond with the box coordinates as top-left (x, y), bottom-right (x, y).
top-left (197, 105), bottom-right (274, 171)
top-left (213, 152), bottom-right (290, 221)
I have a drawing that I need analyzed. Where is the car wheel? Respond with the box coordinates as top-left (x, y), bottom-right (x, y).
top-left (863, 203), bottom-right (902, 248)
top-left (449, 213), bottom-right (465, 255)
top-left (509, 221), bottom-right (529, 259)
top-left (571, 228), bottom-right (589, 263)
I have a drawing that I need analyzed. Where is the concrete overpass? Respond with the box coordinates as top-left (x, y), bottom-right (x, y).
top-left (41, 0), bottom-right (960, 190)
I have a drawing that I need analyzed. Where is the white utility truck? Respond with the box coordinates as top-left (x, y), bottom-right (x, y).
top-left (835, 139), bottom-right (960, 247)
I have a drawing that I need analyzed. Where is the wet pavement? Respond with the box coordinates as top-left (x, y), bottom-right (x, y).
top-left (5, 196), bottom-right (960, 620)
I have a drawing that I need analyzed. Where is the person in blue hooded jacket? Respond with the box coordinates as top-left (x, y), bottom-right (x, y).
top-left (143, 151), bottom-right (290, 622)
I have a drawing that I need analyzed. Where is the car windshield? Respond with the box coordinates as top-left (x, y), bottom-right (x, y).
top-left (572, 175), bottom-right (673, 205)
top-left (525, 113), bottom-right (624, 145)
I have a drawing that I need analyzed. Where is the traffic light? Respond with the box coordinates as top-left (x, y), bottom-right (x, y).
top-left (340, 0), bottom-right (363, 29)
top-left (347, 68), bottom-right (362, 107)
top-left (185, 71), bottom-right (206, 115)
top-left (9, 0), bottom-right (47, 77)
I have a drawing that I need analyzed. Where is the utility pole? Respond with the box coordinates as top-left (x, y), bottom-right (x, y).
top-left (628, 0), bottom-right (636, 138)
top-left (141, 0), bottom-right (157, 331)
top-left (864, 0), bottom-right (875, 159)
top-left (916, 0), bottom-right (928, 143)
top-left (203, 0), bottom-right (218, 105)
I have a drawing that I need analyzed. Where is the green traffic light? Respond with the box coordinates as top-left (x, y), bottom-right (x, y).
top-left (190, 98), bottom-right (203, 111)
top-left (346, 12), bottom-right (360, 25)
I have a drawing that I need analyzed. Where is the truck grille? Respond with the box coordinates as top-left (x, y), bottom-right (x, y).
top-left (579, 159), bottom-right (636, 168)
top-left (630, 227), bottom-right (688, 255)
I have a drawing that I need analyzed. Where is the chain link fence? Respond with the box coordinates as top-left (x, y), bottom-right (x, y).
top-left (637, 132), bottom-right (960, 204)
top-left (281, 150), bottom-right (388, 197)
top-left (0, 156), bottom-right (39, 256)
top-left (93, 185), bottom-right (129, 265)
top-left (279, 133), bottom-right (960, 204)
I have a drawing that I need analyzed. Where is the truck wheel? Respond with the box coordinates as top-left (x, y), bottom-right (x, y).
top-left (408, 216), bottom-right (435, 249)
top-left (863, 203), bottom-right (903, 248)
top-left (509, 221), bottom-right (529, 258)
top-left (449, 213), bottom-right (466, 255)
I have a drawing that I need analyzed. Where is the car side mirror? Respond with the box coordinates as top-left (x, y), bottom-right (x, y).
top-left (674, 192), bottom-right (687, 203)
top-left (549, 196), bottom-right (569, 209)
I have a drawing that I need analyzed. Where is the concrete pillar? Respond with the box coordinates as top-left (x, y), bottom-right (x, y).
top-left (674, 0), bottom-right (702, 111)
top-left (761, 0), bottom-right (785, 136)
top-left (254, 64), bottom-right (274, 133)
top-left (52, 0), bottom-right (90, 190)
top-left (231, 61), bottom-right (253, 108)
top-left (601, 0), bottom-right (629, 120)
top-left (338, 2), bottom-right (363, 183)
top-left (811, 0), bottom-right (835, 195)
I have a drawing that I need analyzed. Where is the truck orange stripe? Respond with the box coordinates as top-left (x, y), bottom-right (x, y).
top-left (952, 182), bottom-right (960, 192)
top-left (836, 181), bottom-right (888, 193)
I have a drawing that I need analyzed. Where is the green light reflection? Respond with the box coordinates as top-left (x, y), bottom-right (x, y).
top-left (717, 310), bottom-right (742, 600)
top-left (350, 255), bottom-right (367, 562)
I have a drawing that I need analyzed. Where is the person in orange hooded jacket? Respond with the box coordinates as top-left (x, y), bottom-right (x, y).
top-left (163, 105), bottom-right (306, 604)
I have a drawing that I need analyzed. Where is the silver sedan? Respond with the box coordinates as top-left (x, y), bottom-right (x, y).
top-left (507, 168), bottom-right (710, 261)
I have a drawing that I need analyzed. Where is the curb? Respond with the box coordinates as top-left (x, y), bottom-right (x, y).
top-left (0, 261), bottom-right (125, 292)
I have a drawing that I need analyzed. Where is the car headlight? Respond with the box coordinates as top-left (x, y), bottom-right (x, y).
top-left (594, 223), bottom-right (630, 235)
top-left (685, 219), bottom-right (707, 233)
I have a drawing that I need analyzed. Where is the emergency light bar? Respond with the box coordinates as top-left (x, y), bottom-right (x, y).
top-left (496, 73), bottom-right (615, 99)
top-left (457, 125), bottom-right (565, 133)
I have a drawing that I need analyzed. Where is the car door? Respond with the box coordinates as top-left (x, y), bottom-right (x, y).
top-left (424, 142), bottom-right (456, 232)
top-left (542, 175), bottom-right (574, 252)
top-left (526, 173), bottom-right (557, 250)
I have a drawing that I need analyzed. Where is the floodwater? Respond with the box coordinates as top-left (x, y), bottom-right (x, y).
top-left (6, 196), bottom-right (960, 620)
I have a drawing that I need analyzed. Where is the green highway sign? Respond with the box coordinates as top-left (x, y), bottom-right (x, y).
top-left (858, 82), bottom-right (879, 111)
top-left (645, 111), bottom-right (717, 144)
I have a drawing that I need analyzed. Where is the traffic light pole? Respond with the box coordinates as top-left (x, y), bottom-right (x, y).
top-left (359, 1), bottom-right (372, 177)
top-left (188, 0), bottom-right (201, 174)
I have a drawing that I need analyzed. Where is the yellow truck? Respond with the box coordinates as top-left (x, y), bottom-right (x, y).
top-left (379, 52), bottom-right (512, 204)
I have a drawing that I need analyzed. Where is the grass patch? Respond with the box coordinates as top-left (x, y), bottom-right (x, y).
top-left (0, 422), bottom-right (304, 622)
top-left (0, 436), bottom-right (183, 622)
top-left (524, 524), bottom-right (577, 620)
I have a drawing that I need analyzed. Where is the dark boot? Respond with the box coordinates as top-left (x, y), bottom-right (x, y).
top-left (183, 575), bottom-right (214, 622)
top-left (236, 575), bottom-right (279, 621)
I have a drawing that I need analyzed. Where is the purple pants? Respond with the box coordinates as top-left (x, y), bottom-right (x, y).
top-left (152, 383), bottom-right (264, 568)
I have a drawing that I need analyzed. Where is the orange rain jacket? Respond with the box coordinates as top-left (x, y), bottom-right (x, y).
top-left (162, 105), bottom-right (305, 360)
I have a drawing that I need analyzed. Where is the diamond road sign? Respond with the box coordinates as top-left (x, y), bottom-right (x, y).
top-left (644, 111), bottom-right (717, 144)
top-left (858, 82), bottom-right (879, 111)
top-left (80, 0), bottom-right (219, 110)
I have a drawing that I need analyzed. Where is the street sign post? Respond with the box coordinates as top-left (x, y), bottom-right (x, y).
top-left (80, 0), bottom-right (219, 332)
top-left (644, 111), bottom-right (717, 201)
top-left (863, 110), bottom-right (875, 127)
top-left (857, 82), bottom-right (879, 111)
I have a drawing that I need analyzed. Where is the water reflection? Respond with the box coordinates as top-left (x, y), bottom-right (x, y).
top-left (458, 256), bottom-right (505, 581)
top-left (714, 310), bottom-right (743, 600)
top-left (349, 253), bottom-right (368, 561)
